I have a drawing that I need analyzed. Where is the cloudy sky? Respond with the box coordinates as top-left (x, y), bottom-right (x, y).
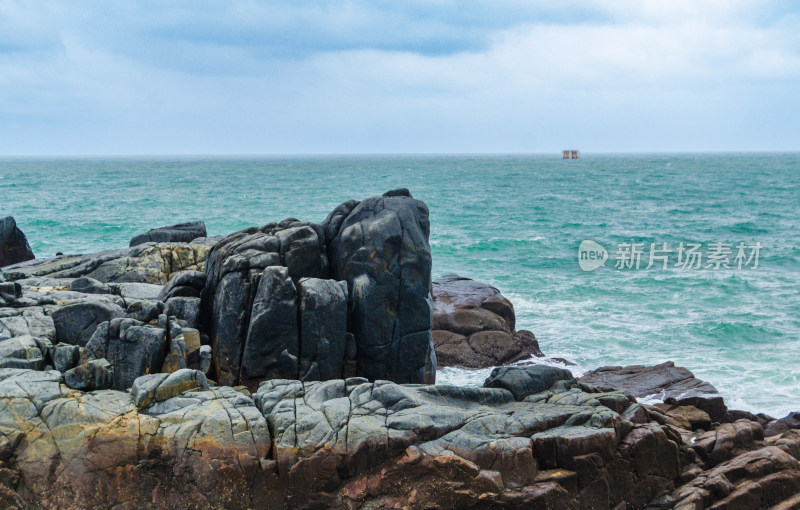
top-left (1, 1), bottom-right (799, 154)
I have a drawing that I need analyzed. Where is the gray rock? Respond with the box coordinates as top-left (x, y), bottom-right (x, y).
top-left (298, 277), bottom-right (348, 381)
top-left (484, 364), bottom-right (576, 401)
top-left (125, 299), bottom-right (164, 323)
top-left (0, 281), bottom-right (21, 306)
top-left (323, 190), bottom-right (435, 384)
top-left (51, 300), bottom-right (124, 347)
top-left (0, 334), bottom-right (46, 370)
top-left (51, 343), bottom-right (81, 373)
top-left (68, 277), bottom-right (113, 295)
top-left (578, 362), bottom-right (727, 421)
top-left (199, 344), bottom-right (212, 374)
top-left (85, 318), bottom-right (169, 390)
top-left (0, 216), bottom-right (34, 268)
top-left (131, 369), bottom-right (209, 409)
top-left (240, 266), bottom-right (299, 386)
top-left (129, 221), bottom-right (207, 247)
top-left (64, 358), bottom-right (113, 391)
top-left (765, 412), bottom-right (800, 437)
top-left (160, 335), bottom-right (187, 373)
top-left (164, 296), bottom-right (201, 328)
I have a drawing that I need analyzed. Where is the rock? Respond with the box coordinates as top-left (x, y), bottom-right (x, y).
top-left (665, 446), bottom-right (800, 509)
top-left (125, 299), bottom-right (164, 323)
top-left (298, 277), bottom-right (348, 381)
top-left (578, 361), bottom-right (727, 422)
top-left (131, 369), bottom-right (209, 409)
top-left (431, 275), bottom-right (543, 368)
top-left (51, 300), bottom-right (124, 347)
top-left (0, 368), bottom-right (277, 508)
top-left (666, 405), bottom-right (713, 431)
top-left (63, 358), bottom-right (113, 391)
top-left (324, 191), bottom-right (435, 383)
top-left (199, 344), bottom-right (212, 374)
top-left (160, 335), bottom-right (187, 373)
top-left (765, 412), bottom-right (800, 437)
top-left (129, 221), bottom-right (207, 247)
top-left (0, 282), bottom-right (21, 306)
top-left (158, 269), bottom-right (206, 301)
top-left (0, 335), bottom-right (45, 370)
top-left (164, 296), bottom-right (201, 328)
top-left (85, 318), bottom-right (169, 390)
top-left (2, 240), bottom-right (214, 284)
top-left (51, 343), bottom-right (81, 373)
top-left (239, 266), bottom-right (299, 386)
top-left (68, 276), bottom-right (113, 295)
top-left (0, 217), bottom-right (34, 268)
top-left (483, 364), bottom-right (576, 401)
top-left (691, 419), bottom-right (764, 468)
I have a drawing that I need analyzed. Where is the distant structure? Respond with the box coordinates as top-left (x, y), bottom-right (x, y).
top-left (562, 150), bottom-right (580, 159)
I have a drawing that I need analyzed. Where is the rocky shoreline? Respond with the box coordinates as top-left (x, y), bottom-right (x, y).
top-left (1, 191), bottom-right (799, 509)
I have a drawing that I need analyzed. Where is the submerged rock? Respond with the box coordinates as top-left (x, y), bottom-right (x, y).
top-left (129, 221), bottom-right (207, 247)
top-left (0, 217), bottom-right (34, 268)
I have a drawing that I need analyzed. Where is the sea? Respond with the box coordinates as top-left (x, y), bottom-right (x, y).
top-left (1, 154), bottom-right (798, 417)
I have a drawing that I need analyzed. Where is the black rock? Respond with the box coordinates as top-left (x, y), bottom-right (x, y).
top-left (298, 277), bottom-right (347, 381)
top-left (158, 270), bottom-right (207, 301)
top-left (164, 296), bottom-right (201, 329)
top-left (129, 221), bottom-right (207, 247)
top-left (0, 216), bottom-right (35, 268)
top-left (323, 191), bottom-right (435, 384)
top-left (52, 343), bottom-right (82, 373)
top-left (126, 300), bottom-right (165, 323)
top-left (483, 364), bottom-right (576, 401)
top-left (240, 266), bottom-right (299, 386)
top-left (51, 301), bottom-right (125, 347)
top-left (69, 277), bottom-right (113, 295)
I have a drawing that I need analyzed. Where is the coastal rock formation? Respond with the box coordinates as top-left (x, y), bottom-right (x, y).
top-left (579, 361), bottom-right (728, 422)
top-left (0, 217), bottom-right (34, 268)
top-left (129, 220), bottom-right (208, 247)
top-left (323, 189), bottom-right (435, 384)
top-left (201, 189), bottom-right (435, 388)
top-left (1, 239), bottom-right (214, 284)
top-left (432, 274), bottom-right (543, 368)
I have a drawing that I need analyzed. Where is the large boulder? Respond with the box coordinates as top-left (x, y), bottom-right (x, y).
top-left (0, 217), bottom-right (34, 268)
top-left (323, 189), bottom-right (435, 384)
top-left (432, 274), bottom-right (543, 368)
top-left (129, 221), bottom-right (207, 247)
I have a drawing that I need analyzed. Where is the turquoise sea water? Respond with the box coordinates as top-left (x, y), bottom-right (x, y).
top-left (1, 154), bottom-right (798, 417)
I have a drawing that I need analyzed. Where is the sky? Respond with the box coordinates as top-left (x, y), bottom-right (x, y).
top-left (0, 0), bottom-right (799, 155)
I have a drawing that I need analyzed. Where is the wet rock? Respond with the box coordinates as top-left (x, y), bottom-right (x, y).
top-left (129, 221), bottom-right (207, 247)
top-left (51, 300), bottom-right (124, 347)
top-left (484, 364), bottom-right (576, 401)
top-left (578, 361), bottom-right (727, 421)
top-left (691, 419), bottom-right (764, 468)
top-left (324, 190), bottom-right (435, 383)
top-left (63, 358), bottom-right (113, 391)
top-left (0, 217), bottom-right (34, 268)
top-left (131, 369), bottom-right (209, 409)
